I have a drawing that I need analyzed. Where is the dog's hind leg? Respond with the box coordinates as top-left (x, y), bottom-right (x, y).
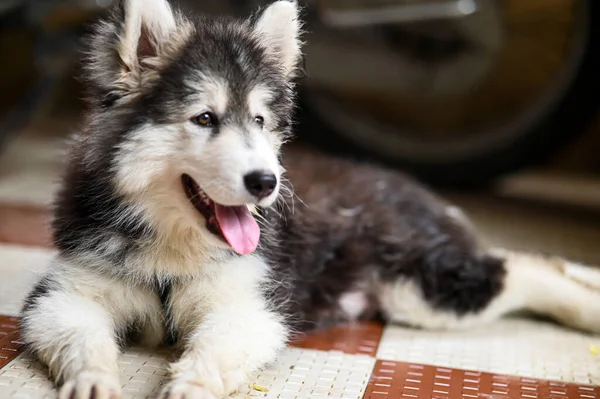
top-left (377, 243), bottom-right (600, 333)
top-left (487, 249), bottom-right (600, 332)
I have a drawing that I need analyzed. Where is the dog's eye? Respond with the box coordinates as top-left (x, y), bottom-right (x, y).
top-left (193, 112), bottom-right (217, 127)
top-left (254, 115), bottom-right (264, 126)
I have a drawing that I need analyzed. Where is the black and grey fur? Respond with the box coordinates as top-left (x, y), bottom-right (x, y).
top-left (21, 1), bottom-right (600, 399)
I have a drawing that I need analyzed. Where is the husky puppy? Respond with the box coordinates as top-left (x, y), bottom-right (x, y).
top-left (20, 0), bottom-right (600, 398)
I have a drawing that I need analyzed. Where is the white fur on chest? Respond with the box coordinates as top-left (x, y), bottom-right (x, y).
top-left (169, 254), bottom-right (275, 335)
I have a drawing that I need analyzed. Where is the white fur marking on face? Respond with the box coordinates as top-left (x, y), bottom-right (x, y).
top-left (185, 77), bottom-right (230, 117)
top-left (112, 123), bottom-right (234, 261)
top-left (254, 1), bottom-right (302, 75)
top-left (204, 78), bottom-right (229, 117)
top-left (247, 85), bottom-right (275, 126)
top-left (193, 126), bottom-right (281, 207)
top-left (113, 124), bottom-right (181, 195)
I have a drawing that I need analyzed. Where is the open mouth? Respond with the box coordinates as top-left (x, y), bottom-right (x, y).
top-left (181, 174), bottom-right (261, 255)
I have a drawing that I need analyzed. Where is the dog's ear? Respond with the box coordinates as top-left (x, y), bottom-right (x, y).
top-left (253, 1), bottom-right (303, 78)
top-left (117, 0), bottom-right (177, 71)
top-left (83, 0), bottom-right (190, 106)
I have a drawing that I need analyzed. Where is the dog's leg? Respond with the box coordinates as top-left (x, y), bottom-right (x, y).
top-left (160, 308), bottom-right (287, 399)
top-left (487, 249), bottom-right (600, 332)
top-left (21, 286), bottom-right (121, 399)
top-left (160, 262), bottom-right (288, 399)
top-left (377, 245), bottom-right (600, 333)
top-left (21, 262), bottom-right (163, 399)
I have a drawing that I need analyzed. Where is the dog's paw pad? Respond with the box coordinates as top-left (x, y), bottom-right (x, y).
top-left (59, 371), bottom-right (121, 399)
top-left (160, 380), bottom-right (218, 399)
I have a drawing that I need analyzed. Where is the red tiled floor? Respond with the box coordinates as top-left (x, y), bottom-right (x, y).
top-left (0, 205), bottom-right (52, 248)
top-left (289, 321), bottom-right (384, 356)
top-left (0, 316), bottom-right (21, 369)
top-left (364, 359), bottom-right (600, 399)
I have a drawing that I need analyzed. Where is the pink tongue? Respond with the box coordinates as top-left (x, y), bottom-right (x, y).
top-left (214, 204), bottom-right (260, 255)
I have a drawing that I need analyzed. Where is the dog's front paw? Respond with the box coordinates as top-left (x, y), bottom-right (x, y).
top-left (59, 370), bottom-right (121, 399)
top-left (159, 379), bottom-right (218, 399)
top-left (221, 368), bottom-right (248, 395)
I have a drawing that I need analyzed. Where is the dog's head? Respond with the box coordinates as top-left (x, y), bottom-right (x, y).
top-left (77, 0), bottom-right (303, 256)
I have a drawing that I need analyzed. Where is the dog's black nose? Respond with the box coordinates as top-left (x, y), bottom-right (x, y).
top-left (244, 171), bottom-right (277, 199)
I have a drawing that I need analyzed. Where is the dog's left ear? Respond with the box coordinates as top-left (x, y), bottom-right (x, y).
top-left (253, 1), bottom-right (303, 78)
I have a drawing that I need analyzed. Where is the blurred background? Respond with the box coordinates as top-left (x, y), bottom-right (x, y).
top-left (0, 0), bottom-right (599, 261)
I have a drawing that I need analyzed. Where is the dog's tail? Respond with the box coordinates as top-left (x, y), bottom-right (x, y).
top-left (489, 248), bottom-right (600, 333)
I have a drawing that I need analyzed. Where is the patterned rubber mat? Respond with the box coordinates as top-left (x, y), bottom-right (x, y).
top-left (0, 241), bottom-right (599, 398)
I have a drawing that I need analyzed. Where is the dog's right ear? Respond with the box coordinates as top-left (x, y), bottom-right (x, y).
top-left (83, 0), bottom-right (191, 106)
